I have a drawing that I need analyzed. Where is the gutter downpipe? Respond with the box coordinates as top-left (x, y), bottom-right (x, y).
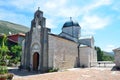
top-left (77, 43), bottom-right (81, 67)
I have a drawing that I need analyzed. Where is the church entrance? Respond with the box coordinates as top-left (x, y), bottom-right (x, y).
top-left (33, 52), bottom-right (39, 71)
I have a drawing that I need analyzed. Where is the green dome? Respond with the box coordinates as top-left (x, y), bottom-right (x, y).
top-left (63, 20), bottom-right (80, 28)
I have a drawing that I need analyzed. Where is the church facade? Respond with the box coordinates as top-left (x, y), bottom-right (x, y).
top-left (21, 9), bottom-right (97, 72)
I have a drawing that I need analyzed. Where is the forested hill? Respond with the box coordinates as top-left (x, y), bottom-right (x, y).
top-left (103, 51), bottom-right (114, 57)
top-left (95, 47), bottom-right (114, 61)
top-left (0, 20), bottom-right (29, 35)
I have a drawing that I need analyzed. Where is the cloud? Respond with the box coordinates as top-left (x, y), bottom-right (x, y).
top-left (44, 0), bottom-right (67, 10)
top-left (0, 0), bottom-right (32, 10)
top-left (81, 29), bottom-right (95, 36)
top-left (111, 1), bottom-right (120, 12)
top-left (0, 0), bottom-right (113, 31)
top-left (80, 15), bottom-right (110, 35)
top-left (81, 15), bottom-right (110, 30)
top-left (83, 0), bottom-right (112, 13)
top-left (0, 8), bottom-right (31, 27)
top-left (10, 0), bottom-right (33, 8)
top-left (58, 6), bottom-right (80, 17)
top-left (103, 45), bottom-right (116, 52)
top-left (46, 19), bottom-right (57, 28)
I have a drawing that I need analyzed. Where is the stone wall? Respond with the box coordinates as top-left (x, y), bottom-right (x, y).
top-left (48, 34), bottom-right (78, 70)
top-left (113, 48), bottom-right (120, 68)
top-left (80, 46), bottom-right (90, 67)
top-left (79, 46), bottom-right (97, 67)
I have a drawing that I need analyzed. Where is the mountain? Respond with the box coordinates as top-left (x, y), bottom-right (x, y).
top-left (0, 20), bottom-right (29, 35)
top-left (103, 51), bottom-right (114, 57)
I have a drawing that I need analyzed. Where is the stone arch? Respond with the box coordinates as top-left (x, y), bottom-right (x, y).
top-left (30, 42), bottom-right (41, 71)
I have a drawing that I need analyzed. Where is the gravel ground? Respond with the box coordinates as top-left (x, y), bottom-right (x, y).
top-left (11, 67), bottom-right (120, 80)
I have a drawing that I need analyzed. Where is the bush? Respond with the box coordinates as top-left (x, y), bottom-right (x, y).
top-left (0, 66), bottom-right (8, 74)
top-left (48, 68), bottom-right (59, 72)
top-left (0, 61), bottom-right (6, 66)
top-left (0, 66), bottom-right (14, 80)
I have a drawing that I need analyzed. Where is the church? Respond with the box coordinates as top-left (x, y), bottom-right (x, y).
top-left (21, 8), bottom-right (97, 72)
top-left (113, 47), bottom-right (120, 68)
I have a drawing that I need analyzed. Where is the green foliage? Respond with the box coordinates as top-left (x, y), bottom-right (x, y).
top-left (10, 45), bottom-right (22, 65)
top-left (48, 68), bottom-right (59, 72)
top-left (95, 47), bottom-right (103, 61)
top-left (95, 46), bottom-right (114, 61)
top-left (0, 38), bottom-right (2, 46)
top-left (11, 45), bottom-right (22, 59)
top-left (0, 66), bottom-right (8, 74)
top-left (0, 61), bottom-right (6, 66)
top-left (0, 34), bottom-right (9, 65)
top-left (11, 45), bottom-right (22, 58)
top-left (0, 33), bottom-right (22, 66)
top-left (0, 66), bottom-right (13, 79)
top-left (102, 55), bottom-right (114, 61)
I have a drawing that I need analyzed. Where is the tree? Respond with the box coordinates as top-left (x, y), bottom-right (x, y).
top-left (95, 46), bottom-right (104, 61)
top-left (0, 34), bottom-right (9, 65)
top-left (95, 46), bottom-right (114, 61)
top-left (10, 45), bottom-right (22, 64)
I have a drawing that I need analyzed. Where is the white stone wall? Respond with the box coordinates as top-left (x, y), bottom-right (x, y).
top-left (80, 46), bottom-right (91, 67)
top-left (90, 49), bottom-right (97, 66)
top-left (80, 46), bottom-right (97, 67)
top-left (48, 34), bottom-right (78, 70)
top-left (79, 37), bottom-right (94, 48)
top-left (113, 49), bottom-right (120, 67)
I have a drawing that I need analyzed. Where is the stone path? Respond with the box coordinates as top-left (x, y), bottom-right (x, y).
top-left (9, 67), bottom-right (120, 80)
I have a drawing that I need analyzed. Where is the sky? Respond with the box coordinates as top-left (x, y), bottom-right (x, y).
top-left (0, 0), bottom-right (120, 52)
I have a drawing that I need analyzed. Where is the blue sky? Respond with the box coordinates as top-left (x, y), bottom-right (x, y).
top-left (0, 0), bottom-right (120, 52)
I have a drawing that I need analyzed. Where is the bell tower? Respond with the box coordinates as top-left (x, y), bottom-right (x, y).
top-left (22, 8), bottom-right (50, 72)
top-left (31, 7), bottom-right (46, 30)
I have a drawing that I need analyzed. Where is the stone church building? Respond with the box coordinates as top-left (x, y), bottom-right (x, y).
top-left (21, 9), bottom-right (97, 72)
top-left (113, 47), bottom-right (120, 68)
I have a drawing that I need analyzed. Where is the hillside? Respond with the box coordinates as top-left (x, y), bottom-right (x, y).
top-left (0, 20), bottom-right (29, 35)
top-left (103, 51), bottom-right (114, 57)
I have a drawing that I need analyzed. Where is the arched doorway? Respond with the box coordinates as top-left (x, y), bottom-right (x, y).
top-left (33, 52), bottom-right (39, 71)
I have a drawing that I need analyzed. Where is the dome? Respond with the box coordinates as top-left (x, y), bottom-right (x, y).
top-left (63, 19), bottom-right (80, 28)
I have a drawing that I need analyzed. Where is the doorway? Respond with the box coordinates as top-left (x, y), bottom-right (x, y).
top-left (33, 52), bottom-right (39, 71)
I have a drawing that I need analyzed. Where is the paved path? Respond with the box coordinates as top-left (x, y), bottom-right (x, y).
top-left (9, 67), bottom-right (120, 80)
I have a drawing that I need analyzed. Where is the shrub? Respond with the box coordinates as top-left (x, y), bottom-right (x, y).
top-left (0, 61), bottom-right (6, 66)
top-left (48, 68), bottom-right (59, 72)
top-left (0, 66), bottom-right (8, 74)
